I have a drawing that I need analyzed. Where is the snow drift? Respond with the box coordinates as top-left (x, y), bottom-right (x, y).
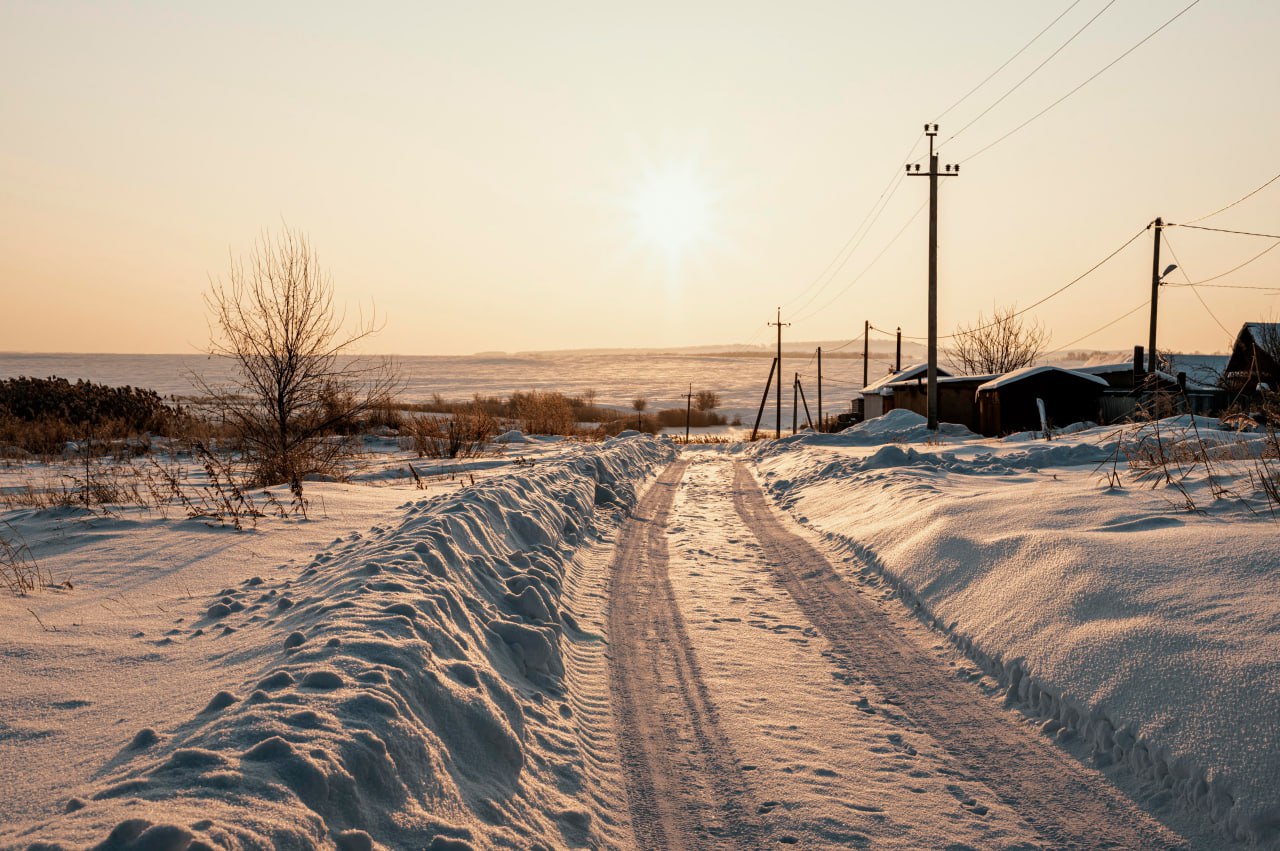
top-left (749, 417), bottom-right (1280, 847)
top-left (6, 436), bottom-right (674, 851)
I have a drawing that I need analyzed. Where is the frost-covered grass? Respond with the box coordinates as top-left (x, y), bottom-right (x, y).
top-left (0, 433), bottom-right (674, 849)
top-left (748, 409), bottom-right (1280, 846)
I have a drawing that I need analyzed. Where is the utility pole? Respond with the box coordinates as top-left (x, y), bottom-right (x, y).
top-left (907, 123), bottom-right (959, 431)
top-left (1147, 217), bottom-right (1163, 376)
top-left (792, 374), bottom-right (799, 434)
top-left (751, 357), bottom-right (778, 441)
top-left (862, 320), bottom-right (870, 388)
top-left (768, 308), bottom-right (790, 439)
top-left (816, 347), bottom-right (823, 433)
top-left (682, 383), bottom-right (694, 443)
top-left (896, 327), bottom-right (902, 372)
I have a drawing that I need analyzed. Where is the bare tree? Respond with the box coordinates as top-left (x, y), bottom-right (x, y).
top-left (946, 305), bottom-right (1049, 375)
top-left (694, 390), bottom-right (720, 412)
top-left (631, 396), bottom-right (647, 431)
top-left (198, 226), bottom-right (398, 486)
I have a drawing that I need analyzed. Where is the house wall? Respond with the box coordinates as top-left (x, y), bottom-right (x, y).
top-left (889, 382), bottom-right (984, 432)
top-left (977, 375), bottom-right (1104, 435)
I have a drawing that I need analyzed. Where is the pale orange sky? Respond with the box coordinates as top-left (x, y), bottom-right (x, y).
top-left (1, 1), bottom-right (1277, 356)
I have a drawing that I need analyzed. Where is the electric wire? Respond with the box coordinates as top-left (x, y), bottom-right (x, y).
top-left (1042, 300), bottom-right (1148, 355)
top-left (943, 0), bottom-right (1115, 147)
top-left (1164, 283), bottom-right (1280, 292)
top-left (793, 201), bottom-right (928, 323)
top-left (1167, 224), bottom-right (1280, 240)
top-left (1161, 239), bottom-right (1280, 286)
top-left (1162, 233), bottom-right (1236, 342)
top-left (891, 226), bottom-right (1148, 340)
top-left (784, 136), bottom-right (922, 313)
top-left (959, 0), bottom-right (1203, 163)
top-left (1185, 171), bottom-right (1280, 224)
top-left (934, 0), bottom-right (1085, 123)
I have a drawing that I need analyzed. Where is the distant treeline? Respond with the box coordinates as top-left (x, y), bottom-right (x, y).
top-left (0, 376), bottom-right (183, 455)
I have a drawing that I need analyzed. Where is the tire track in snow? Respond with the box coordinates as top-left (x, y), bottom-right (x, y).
top-left (608, 459), bottom-right (766, 850)
top-left (731, 460), bottom-right (1190, 851)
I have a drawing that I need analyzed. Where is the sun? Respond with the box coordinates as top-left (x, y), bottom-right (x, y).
top-left (628, 163), bottom-right (715, 261)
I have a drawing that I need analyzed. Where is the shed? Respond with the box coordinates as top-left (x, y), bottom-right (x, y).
top-left (975, 366), bottom-right (1108, 436)
top-left (883, 374), bottom-right (994, 433)
top-left (861, 363), bottom-right (951, 420)
top-left (1224, 323), bottom-right (1280, 392)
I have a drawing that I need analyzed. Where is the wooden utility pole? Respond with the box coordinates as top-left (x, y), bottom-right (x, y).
top-left (896, 327), bottom-right (902, 372)
top-left (792, 373), bottom-right (798, 435)
top-left (682, 383), bottom-right (694, 443)
top-left (816, 347), bottom-right (823, 433)
top-left (1147, 217), bottom-right (1163, 375)
top-left (750, 357), bottom-right (778, 441)
top-left (797, 377), bottom-right (814, 429)
top-left (862, 320), bottom-right (870, 388)
top-left (907, 123), bottom-right (959, 431)
top-left (768, 308), bottom-right (790, 439)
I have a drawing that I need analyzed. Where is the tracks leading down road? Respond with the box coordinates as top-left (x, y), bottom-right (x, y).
top-left (607, 460), bottom-right (766, 850)
top-left (730, 460), bottom-right (1188, 851)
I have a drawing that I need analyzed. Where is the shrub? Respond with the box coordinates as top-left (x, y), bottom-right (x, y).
top-left (513, 391), bottom-right (577, 436)
top-left (406, 408), bottom-right (498, 459)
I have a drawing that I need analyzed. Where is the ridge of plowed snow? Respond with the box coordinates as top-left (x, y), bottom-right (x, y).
top-left (5, 436), bottom-right (674, 851)
top-left (747, 419), bottom-right (1280, 848)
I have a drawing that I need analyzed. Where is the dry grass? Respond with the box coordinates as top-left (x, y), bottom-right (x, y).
top-left (1, 522), bottom-right (48, 596)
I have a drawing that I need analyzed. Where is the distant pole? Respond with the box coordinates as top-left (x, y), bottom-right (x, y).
top-left (907, 123), bottom-right (959, 431)
top-left (896, 327), bottom-right (902, 372)
top-left (862, 320), bottom-right (870, 388)
top-left (767, 308), bottom-right (790, 439)
top-left (816, 347), bottom-right (823, 433)
top-left (797, 377), bottom-right (814, 429)
top-left (750, 357), bottom-right (778, 441)
top-left (683, 383), bottom-right (694, 443)
top-left (1147, 217), bottom-right (1163, 376)
top-left (792, 373), bottom-right (798, 435)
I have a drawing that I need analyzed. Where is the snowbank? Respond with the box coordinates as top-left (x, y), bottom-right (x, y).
top-left (751, 418), bottom-right (1280, 846)
top-left (6, 436), bottom-right (674, 850)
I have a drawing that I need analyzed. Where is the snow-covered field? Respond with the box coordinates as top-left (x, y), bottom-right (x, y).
top-left (4, 410), bottom-right (1278, 849)
top-left (1, 434), bottom-right (674, 849)
top-left (747, 410), bottom-right (1280, 846)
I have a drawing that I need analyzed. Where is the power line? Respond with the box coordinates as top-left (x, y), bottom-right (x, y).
top-left (893, 226), bottom-right (1148, 340)
top-left (1168, 223), bottom-right (1280, 240)
top-left (943, 0), bottom-right (1115, 147)
top-left (793, 201), bottom-right (928, 323)
top-left (934, 0), bottom-right (1085, 123)
top-left (1044, 299), bottom-right (1149, 354)
top-left (1164, 282), bottom-right (1280, 292)
top-left (959, 0), bottom-right (1203, 163)
top-left (1162, 233), bottom-right (1235, 342)
top-left (1160, 238), bottom-right (1280, 286)
top-left (822, 332), bottom-right (865, 354)
top-left (785, 137), bottom-right (921, 313)
top-left (1185, 171), bottom-right (1280, 224)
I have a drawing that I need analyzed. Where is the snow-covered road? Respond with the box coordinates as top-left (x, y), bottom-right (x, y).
top-left (607, 452), bottom-right (1191, 849)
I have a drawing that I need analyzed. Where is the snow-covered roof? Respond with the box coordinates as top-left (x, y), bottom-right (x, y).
top-left (976, 365), bottom-right (1110, 393)
top-left (1076, 363), bottom-right (1179, 384)
top-left (881, 373), bottom-right (998, 390)
top-left (1159, 354), bottom-right (1228, 391)
top-left (862, 363), bottom-right (951, 394)
top-left (1245, 322), bottom-right (1280, 338)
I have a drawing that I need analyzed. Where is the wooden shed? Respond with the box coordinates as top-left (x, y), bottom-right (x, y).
top-left (883, 374), bottom-right (994, 433)
top-left (975, 367), bottom-right (1108, 436)
top-left (861, 363), bottom-right (950, 420)
top-left (1224, 322), bottom-right (1280, 392)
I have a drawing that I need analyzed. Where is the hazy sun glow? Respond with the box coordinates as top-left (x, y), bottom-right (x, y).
top-left (628, 164), bottom-right (715, 260)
